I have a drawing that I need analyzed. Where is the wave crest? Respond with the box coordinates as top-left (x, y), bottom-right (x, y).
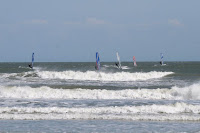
top-left (171, 82), bottom-right (200, 100)
top-left (37, 71), bottom-right (173, 81)
top-left (1, 82), bottom-right (200, 100)
top-left (1, 102), bottom-right (200, 121)
top-left (0, 86), bottom-right (174, 100)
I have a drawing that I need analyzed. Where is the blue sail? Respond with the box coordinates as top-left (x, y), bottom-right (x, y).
top-left (31, 53), bottom-right (34, 68)
top-left (160, 53), bottom-right (164, 65)
top-left (96, 52), bottom-right (100, 70)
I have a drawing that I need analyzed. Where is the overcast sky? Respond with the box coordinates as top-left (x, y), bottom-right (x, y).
top-left (0, 0), bottom-right (200, 62)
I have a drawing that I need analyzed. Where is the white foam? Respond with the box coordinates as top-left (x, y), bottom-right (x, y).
top-left (18, 66), bottom-right (27, 69)
top-left (171, 82), bottom-right (200, 100)
top-left (37, 71), bottom-right (173, 81)
top-left (0, 86), bottom-right (175, 100)
top-left (0, 73), bottom-right (17, 78)
top-left (102, 65), bottom-right (110, 68)
top-left (1, 82), bottom-right (200, 100)
top-left (121, 66), bottom-right (130, 70)
top-left (1, 102), bottom-right (198, 114)
top-left (1, 102), bottom-right (200, 121)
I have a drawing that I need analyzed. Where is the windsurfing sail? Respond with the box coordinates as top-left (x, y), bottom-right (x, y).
top-left (95, 52), bottom-right (100, 70)
top-left (32, 53), bottom-right (34, 67)
top-left (133, 56), bottom-right (137, 66)
top-left (116, 52), bottom-right (121, 69)
top-left (29, 53), bottom-right (34, 69)
top-left (160, 53), bottom-right (164, 65)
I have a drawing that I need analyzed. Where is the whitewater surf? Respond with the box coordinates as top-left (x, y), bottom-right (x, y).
top-left (0, 62), bottom-right (200, 122)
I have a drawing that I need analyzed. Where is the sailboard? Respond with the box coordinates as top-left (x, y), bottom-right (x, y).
top-left (29, 53), bottom-right (34, 69)
top-left (115, 52), bottom-right (122, 69)
top-left (95, 52), bottom-right (100, 70)
top-left (160, 53), bottom-right (166, 66)
top-left (133, 56), bottom-right (137, 66)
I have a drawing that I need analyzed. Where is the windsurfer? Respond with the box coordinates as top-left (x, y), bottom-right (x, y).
top-left (115, 62), bottom-right (120, 69)
top-left (28, 64), bottom-right (32, 68)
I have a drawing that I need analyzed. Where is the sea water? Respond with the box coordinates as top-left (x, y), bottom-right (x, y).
top-left (0, 62), bottom-right (200, 132)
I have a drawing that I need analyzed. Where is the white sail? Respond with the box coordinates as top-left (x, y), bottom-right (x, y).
top-left (116, 52), bottom-right (121, 69)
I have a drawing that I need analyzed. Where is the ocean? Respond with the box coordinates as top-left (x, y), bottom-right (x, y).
top-left (0, 62), bottom-right (200, 132)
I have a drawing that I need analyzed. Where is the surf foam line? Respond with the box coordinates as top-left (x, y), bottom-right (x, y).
top-left (1, 102), bottom-right (200, 121)
top-left (1, 82), bottom-right (200, 100)
top-left (0, 85), bottom-right (193, 100)
top-left (0, 71), bottom-right (38, 79)
top-left (0, 86), bottom-right (175, 100)
top-left (37, 71), bottom-right (173, 81)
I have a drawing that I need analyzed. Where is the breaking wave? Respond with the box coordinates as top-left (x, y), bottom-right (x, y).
top-left (1, 102), bottom-right (200, 121)
top-left (0, 82), bottom-right (200, 100)
top-left (0, 86), bottom-right (173, 99)
top-left (37, 71), bottom-right (173, 81)
top-left (171, 82), bottom-right (200, 100)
